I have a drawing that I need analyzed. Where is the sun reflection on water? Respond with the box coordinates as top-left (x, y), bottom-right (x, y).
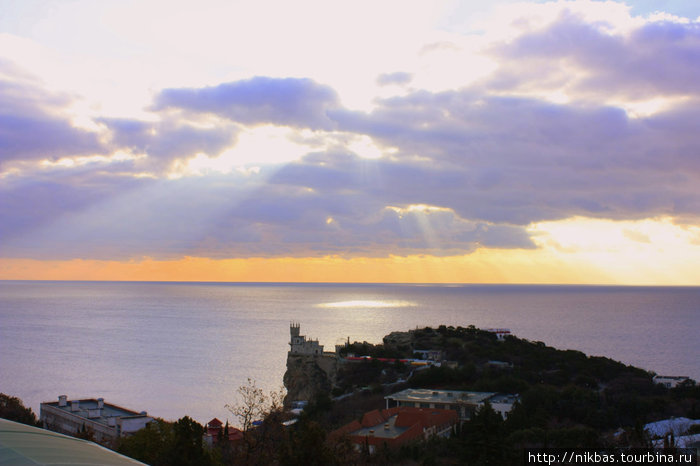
top-left (316, 300), bottom-right (416, 308)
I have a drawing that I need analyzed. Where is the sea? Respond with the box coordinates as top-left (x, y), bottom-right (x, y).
top-left (0, 281), bottom-right (698, 426)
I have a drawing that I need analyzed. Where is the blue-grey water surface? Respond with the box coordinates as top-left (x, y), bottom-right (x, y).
top-left (0, 281), bottom-right (697, 425)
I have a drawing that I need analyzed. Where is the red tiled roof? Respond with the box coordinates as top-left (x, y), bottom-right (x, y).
top-left (382, 406), bottom-right (401, 418)
top-left (206, 424), bottom-right (244, 444)
top-left (363, 422), bottom-right (423, 448)
top-left (228, 427), bottom-right (244, 442)
top-left (332, 407), bottom-right (457, 450)
top-left (207, 418), bottom-right (223, 428)
top-left (394, 408), bottom-right (456, 429)
top-left (361, 409), bottom-right (387, 427)
top-left (329, 420), bottom-right (362, 441)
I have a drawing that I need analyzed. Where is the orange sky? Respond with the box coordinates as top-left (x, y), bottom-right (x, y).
top-left (0, 253), bottom-right (592, 284)
top-left (3, 218), bottom-right (699, 285)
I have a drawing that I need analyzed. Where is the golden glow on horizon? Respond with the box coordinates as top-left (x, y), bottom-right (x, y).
top-left (0, 218), bottom-right (700, 286)
top-left (1, 217), bottom-right (699, 285)
top-left (0, 253), bottom-right (577, 284)
top-left (528, 216), bottom-right (700, 284)
top-left (530, 216), bottom-right (700, 252)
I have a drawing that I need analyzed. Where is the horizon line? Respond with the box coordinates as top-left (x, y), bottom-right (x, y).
top-left (1, 279), bottom-right (698, 288)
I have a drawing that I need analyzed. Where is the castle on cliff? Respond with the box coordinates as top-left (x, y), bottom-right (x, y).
top-left (284, 323), bottom-right (338, 405)
top-left (289, 322), bottom-right (324, 355)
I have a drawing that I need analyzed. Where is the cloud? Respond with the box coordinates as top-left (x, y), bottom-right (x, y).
top-left (328, 88), bottom-right (700, 225)
top-left (623, 229), bottom-right (651, 243)
top-left (0, 60), bottom-right (241, 175)
top-left (0, 149), bottom-right (538, 260)
top-left (100, 117), bottom-right (238, 171)
top-left (2, 8), bottom-right (700, 262)
top-left (0, 169), bottom-right (262, 260)
top-left (376, 71), bottom-right (413, 86)
top-left (0, 63), bottom-right (104, 166)
top-left (489, 12), bottom-right (700, 100)
top-left (152, 77), bottom-right (340, 130)
top-left (0, 166), bottom-right (148, 250)
top-left (5, 89), bottom-right (699, 259)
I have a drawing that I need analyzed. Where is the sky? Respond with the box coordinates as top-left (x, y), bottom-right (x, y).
top-left (1, 0), bottom-right (700, 284)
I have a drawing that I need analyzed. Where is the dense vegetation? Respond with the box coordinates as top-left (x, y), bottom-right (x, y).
top-left (3, 326), bottom-right (697, 464)
top-left (0, 393), bottom-right (41, 427)
top-left (115, 416), bottom-right (217, 465)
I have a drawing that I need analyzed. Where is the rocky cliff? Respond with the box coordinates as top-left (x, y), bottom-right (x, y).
top-left (283, 353), bottom-right (337, 406)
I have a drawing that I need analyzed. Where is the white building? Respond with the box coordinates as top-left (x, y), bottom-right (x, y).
top-left (289, 322), bottom-right (324, 355)
top-left (653, 375), bottom-right (690, 388)
top-left (484, 328), bottom-right (512, 340)
top-left (40, 396), bottom-right (153, 446)
top-left (385, 388), bottom-right (518, 421)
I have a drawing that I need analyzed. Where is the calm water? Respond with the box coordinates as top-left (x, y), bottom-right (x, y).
top-left (0, 281), bottom-right (698, 425)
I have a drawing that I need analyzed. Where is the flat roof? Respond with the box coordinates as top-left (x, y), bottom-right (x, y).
top-left (385, 388), bottom-right (496, 405)
top-left (0, 418), bottom-right (146, 465)
top-left (41, 398), bottom-right (150, 428)
top-left (353, 413), bottom-right (408, 440)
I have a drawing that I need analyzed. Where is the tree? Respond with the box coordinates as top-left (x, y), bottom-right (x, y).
top-left (117, 419), bottom-right (173, 465)
top-left (118, 417), bottom-right (214, 466)
top-left (0, 393), bottom-right (40, 426)
top-left (226, 378), bottom-right (285, 465)
top-left (226, 378), bottom-right (283, 432)
top-left (278, 420), bottom-right (336, 466)
top-left (167, 416), bottom-right (212, 466)
top-left (461, 402), bottom-right (507, 465)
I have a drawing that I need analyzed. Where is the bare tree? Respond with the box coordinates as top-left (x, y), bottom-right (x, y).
top-left (226, 378), bottom-right (284, 430)
top-left (225, 379), bottom-right (285, 465)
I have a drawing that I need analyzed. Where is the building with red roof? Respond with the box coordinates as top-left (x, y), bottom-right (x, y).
top-left (330, 406), bottom-right (457, 454)
top-left (204, 418), bottom-right (244, 447)
top-left (207, 418), bottom-right (223, 429)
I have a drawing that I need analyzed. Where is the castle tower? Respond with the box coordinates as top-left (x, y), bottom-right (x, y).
top-left (290, 323), bottom-right (304, 352)
top-left (288, 323), bottom-right (323, 355)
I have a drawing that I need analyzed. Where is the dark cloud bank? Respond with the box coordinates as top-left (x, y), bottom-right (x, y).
top-left (152, 77), bottom-right (340, 130)
top-left (2, 14), bottom-right (700, 260)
